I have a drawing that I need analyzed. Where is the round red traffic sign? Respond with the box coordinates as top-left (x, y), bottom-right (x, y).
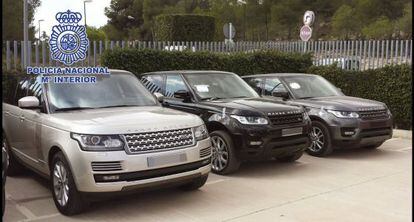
top-left (300, 25), bottom-right (312, 41)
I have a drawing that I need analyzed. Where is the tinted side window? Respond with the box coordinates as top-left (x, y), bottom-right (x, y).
top-left (244, 77), bottom-right (263, 94)
top-left (165, 74), bottom-right (189, 98)
top-left (3, 75), bottom-right (22, 105)
top-left (141, 75), bottom-right (163, 94)
top-left (15, 77), bottom-right (31, 104)
top-left (264, 78), bottom-right (287, 96)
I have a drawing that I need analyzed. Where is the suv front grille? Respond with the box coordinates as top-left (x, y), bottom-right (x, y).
top-left (124, 128), bottom-right (195, 153)
top-left (359, 109), bottom-right (388, 120)
top-left (268, 113), bottom-right (303, 126)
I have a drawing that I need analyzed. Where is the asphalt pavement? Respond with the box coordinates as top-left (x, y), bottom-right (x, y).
top-left (3, 138), bottom-right (412, 222)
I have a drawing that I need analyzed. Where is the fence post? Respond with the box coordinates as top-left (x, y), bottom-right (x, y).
top-left (6, 41), bottom-right (11, 70)
top-left (21, 41), bottom-right (25, 70)
top-left (28, 41), bottom-right (32, 67)
top-left (405, 40), bottom-right (409, 64)
top-left (14, 41), bottom-right (18, 70)
top-left (35, 42), bottom-right (39, 66)
top-left (93, 41), bottom-right (97, 66)
top-left (42, 41), bottom-right (46, 66)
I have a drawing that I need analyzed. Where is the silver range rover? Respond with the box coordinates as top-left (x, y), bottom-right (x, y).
top-left (2, 70), bottom-right (212, 215)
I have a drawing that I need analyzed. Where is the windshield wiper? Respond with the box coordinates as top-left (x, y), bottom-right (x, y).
top-left (54, 107), bottom-right (96, 112)
top-left (299, 96), bottom-right (315, 99)
top-left (98, 105), bottom-right (138, 109)
top-left (201, 97), bottom-right (223, 101)
top-left (231, 96), bottom-right (249, 99)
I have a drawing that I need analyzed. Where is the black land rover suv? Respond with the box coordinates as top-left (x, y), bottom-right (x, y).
top-left (242, 73), bottom-right (393, 157)
top-left (140, 71), bottom-right (311, 174)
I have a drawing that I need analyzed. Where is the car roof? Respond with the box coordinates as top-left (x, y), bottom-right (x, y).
top-left (141, 70), bottom-right (236, 76)
top-left (242, 73), bottom-right (318, 78)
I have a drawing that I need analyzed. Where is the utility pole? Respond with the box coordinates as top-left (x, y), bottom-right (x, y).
top-left (84, 0), bottom-right (92, 28)
top-left (23, 0), bottom-right (29, 68)
top-left (38, 19), bottom-right (44, 44)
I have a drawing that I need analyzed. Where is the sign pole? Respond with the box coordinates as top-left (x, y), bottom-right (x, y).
top-left (23, 0), bottom-right (29, 68)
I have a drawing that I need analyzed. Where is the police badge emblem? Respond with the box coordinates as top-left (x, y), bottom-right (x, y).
top-left (49, 10), bottom-right (89, 65)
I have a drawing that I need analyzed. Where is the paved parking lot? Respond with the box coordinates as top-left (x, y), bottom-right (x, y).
top-left (4, 138), bottom-right (412, 222)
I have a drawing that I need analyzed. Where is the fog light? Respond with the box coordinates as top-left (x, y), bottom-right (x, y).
top-left (250, 141), bottom-right (262, 146)
top-left (102, 175), bottom-right (120, 181)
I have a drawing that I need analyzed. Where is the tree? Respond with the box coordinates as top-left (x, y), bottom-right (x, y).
top-left (2, 0), bottom-right (41, 40)
top-left (396, 3), bottom-right (412, 38)
top-left (86, 27), bottom-right (107, 41)
top-left (331, 5), bottom-right (361, 39)
top-left (270, 0), bottom-right (303, 40)
top-left (362, 16), bottom-right (394, 39)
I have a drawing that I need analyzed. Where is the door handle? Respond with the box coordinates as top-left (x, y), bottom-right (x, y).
top-left (19, 115), bottom-right (25, 121)
top-left (4, 111), bottom-right (10, 115)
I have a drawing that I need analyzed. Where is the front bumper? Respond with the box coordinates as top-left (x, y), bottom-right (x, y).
top-left (327, 116), bottom-right (393, 148)
top-left (65, 138), bottom-right (211, 192)
top-left (229, 121), bottom-right (311, 160)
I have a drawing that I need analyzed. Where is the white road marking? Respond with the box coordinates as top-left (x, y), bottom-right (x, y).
top-left (19, 213), bottom-right (61, 222)
top-left (396, 146), bottom-right (412, 152)
top-left (15, 204), bottom-right (37, 220)
top-left (205, 179), bottom-right (227, 186)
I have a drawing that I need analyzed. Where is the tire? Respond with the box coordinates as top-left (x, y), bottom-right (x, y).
top-left (364, 142), bottom-right (384, 149)
top-left (210, 131), bottom-right (240, 175)
top-left (50, 152), bottom-right (88, 215)
top-left (3, 134), bottom-right (25, 176)
top-left (276, 150), bottom-right (304, 162)
top-left (179, 175), bottom-right (208, 191)
top-left (306, 121), bottom-right (333, 157)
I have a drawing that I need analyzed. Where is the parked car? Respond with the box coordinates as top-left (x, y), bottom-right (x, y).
top-left (2, 141), bottom-right (8, 216)
top-left (2, 70), bottom-right (211, 215)
top-left (140, 71), bottom-right (311, 174)
top-left (242, 73), bottom-right (393, 156)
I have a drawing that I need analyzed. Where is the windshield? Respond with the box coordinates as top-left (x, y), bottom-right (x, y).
top-left (282, 75), bottom-right (342, 99)
top-left (184, 73), bottom-right (259, 100)
top-left (46, 72), bottom-right (157, 112)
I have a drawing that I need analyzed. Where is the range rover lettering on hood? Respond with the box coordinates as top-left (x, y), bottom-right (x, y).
top-left (357, 106), bottom-right (386, 111)
top-left (268, 110), bottom-right (302, 116)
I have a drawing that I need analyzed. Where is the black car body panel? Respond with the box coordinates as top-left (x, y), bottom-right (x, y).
top-left (140, 71), bottom-right (311, 161)
top-left (242, 73), bottom-right (393, 149)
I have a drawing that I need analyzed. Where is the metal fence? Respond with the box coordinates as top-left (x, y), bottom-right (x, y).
top-left (2, 39), bottom-right (412, 71)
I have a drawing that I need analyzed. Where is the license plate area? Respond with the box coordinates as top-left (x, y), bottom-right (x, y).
top-left (282, 127), bottom-right (303, 137)
top-left (147, 153), bottom-right (187, 168)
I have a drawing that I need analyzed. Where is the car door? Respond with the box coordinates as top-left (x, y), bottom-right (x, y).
top-left (16, 76), bottom-right (45, 168)
top-left (163, 74), bottom-right (201, 115)
top-left (3, 76), bottom-right (28, 156)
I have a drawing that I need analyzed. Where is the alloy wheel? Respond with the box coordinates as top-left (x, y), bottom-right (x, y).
top-left (211, 135), bottom-right (229, 172)
top-left (53, 161), bottom-right (69, 207)
top-left (309, 126), bottom-right (325, 152)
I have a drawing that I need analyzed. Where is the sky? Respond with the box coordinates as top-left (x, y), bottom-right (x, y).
top-left (34, 0), bottom-right (111, 36)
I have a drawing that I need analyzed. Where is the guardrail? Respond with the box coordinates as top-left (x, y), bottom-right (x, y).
top-left (2, 39), bottom-right (412, 71)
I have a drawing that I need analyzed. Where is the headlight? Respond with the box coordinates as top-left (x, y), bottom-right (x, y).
top-left (231, 115), bottom-right (269, 125)
top-left (193, 124), bottom-right (209, 141)
top-left (327, 110), bottom-right (359, 118)
top-left (71, 133), bottom-right (125, 151)
top-left (387, 109), bottom-right (392, 116)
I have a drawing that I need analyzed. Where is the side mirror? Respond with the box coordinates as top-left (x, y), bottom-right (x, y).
top-left (153, 92), bottom-right (164, 103)
top-left (337, 87), bottom-right (342, 92)
top-left (272, 91), bottom-right (289, 100)
top-left (174, 90), bottom-right (191, 102)
top-left (18, 96), bottom-right (40, 109)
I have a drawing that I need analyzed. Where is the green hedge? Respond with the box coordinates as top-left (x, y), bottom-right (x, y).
top-left (101, 48), bottom-right (313, 75)
top-left (154, 14), bottom-right (215, 41)
top-left (308, 64), bottom-right (412, 129)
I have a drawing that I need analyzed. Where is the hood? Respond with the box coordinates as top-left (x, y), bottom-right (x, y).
top-left (293, 96), bottom-right (386, 111)
top-left (200, 97), bottom-right (303, 116)
top-left (44, 106), bottom-right (203, 134)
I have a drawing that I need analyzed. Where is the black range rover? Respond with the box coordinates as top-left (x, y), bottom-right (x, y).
top-left (242, 73), bottom-right (393, 157)
top-left (139, 71), bottom-right (311, 174)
